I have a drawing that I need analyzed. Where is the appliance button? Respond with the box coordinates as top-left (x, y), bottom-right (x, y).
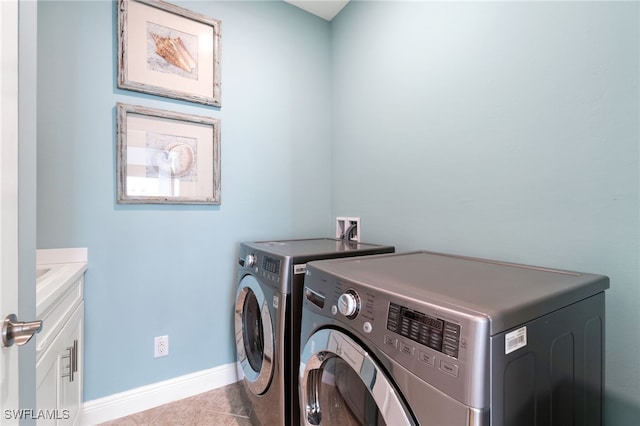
top-left (331, 305), bottom-right (338, 315)
top-left (363, 322), bottom-right (373, 333)
top-left (400, 342), bottom-right (415, 357)
top-left (418, 351), bottom-right (435, 366)
top-left (443, 344), bottom-right (459, 358)
top-left (440, 360), bottom-right (459, 377)
top-left (444, 336), bottom-right (459, 345)
top-left (383, 335), bottom-right (398, 348)
top-left (445, 323), bottom-right (461, 335)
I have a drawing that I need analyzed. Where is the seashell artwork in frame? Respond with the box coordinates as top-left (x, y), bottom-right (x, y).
top-left (116, 102), bottom-right (221, 204)
top-left (118, 0), bottom-right (221, 107)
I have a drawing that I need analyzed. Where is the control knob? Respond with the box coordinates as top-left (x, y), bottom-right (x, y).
top-left (245, 254), bottom-right (257, 268)
top-left (338, 290), bottom-right (360, 319)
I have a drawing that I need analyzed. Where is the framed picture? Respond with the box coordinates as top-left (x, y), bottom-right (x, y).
top-left (118, 0), bottom-right (221, 107)
top-left (116, 103), bottom-right (221, 204)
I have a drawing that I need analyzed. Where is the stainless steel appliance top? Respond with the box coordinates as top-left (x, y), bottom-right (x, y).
top-left (306, 251), bottom-right (609, 335)
top-left (239, 238), bottom-right (394, 294)
top-left (243, 238), bottom-right (394, 261)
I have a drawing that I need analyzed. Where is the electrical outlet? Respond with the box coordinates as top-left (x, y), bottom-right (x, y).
top-left (336, 217), bottom-right (361, 242)
top-left (154, 335), bottom-right (169, 358)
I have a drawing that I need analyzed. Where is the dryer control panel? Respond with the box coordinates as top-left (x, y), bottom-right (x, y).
top-left (303, 268), bottom-right (491, 410)
top-left (387, 303), bottom-right (461, 359)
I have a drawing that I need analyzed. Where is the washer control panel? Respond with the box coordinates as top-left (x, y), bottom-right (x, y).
top-left (262, 255), bottom-right (281, 275)
top-left (238, 244), bottom-right (289, 291)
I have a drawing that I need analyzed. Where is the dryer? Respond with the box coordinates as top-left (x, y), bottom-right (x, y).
top-left (234, 238), bottom-right (394, 425)
top-left (299, 251), bottom-right (609, 426)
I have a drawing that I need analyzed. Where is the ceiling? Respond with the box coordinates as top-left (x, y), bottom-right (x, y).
top-left (284, 0), bottom-right (350, 21)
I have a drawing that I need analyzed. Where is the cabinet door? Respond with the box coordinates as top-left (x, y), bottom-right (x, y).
top-left (36, 352), bottom-right (59, 424)
top-left (57, 303), bottom-right (83, 426)
top-left (36, 302), bottom-right (83, 426)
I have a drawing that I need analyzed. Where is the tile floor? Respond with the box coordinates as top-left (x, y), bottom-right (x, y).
top-left (98, 382), bottom-right (258, 426)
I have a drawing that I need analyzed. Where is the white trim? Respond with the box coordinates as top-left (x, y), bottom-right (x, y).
top-left (80, 363), bottom-right (238, 425)
top-left (37, 248), bottom-right (88, 264)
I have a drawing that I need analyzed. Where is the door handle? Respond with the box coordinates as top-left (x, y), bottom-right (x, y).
top-left (2, 314), bottom-right (43, 347)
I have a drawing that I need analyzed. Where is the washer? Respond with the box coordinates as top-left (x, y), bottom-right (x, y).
top-left (299, 251), bottom-right (609, 425)
top-left (234, 238), bottom-right (394, 425)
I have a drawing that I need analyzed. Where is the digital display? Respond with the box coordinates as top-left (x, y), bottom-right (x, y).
top-left (262, 256), bottom-right (281, 274)
top-left (402, 309), bottom-right (444, 331)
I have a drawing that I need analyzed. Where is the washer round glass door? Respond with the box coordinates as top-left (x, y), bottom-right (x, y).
top-left (300, 328), bottom-right (415, 425)
top-left (235, 275), bottom-right (274, 395)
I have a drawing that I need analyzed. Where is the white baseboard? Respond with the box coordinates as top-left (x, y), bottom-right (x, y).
top-left (80, 363), bottom-right (238, 425)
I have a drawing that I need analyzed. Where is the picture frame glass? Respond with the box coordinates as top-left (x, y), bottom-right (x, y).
top-left (125, 113), bottom-right (214, 200)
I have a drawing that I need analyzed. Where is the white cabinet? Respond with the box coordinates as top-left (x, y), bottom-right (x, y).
top-left (36, 269), bottom-right (85, 426)
top-left (36, 303), bottom-right (83, 425)
top-left (58, 306), bottom-right (82, 423)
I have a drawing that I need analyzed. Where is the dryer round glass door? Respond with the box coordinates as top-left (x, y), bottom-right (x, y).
top-left (235, 275), bottom-right (274, 395)
top-left (300, 328), bottom-right (416, 426)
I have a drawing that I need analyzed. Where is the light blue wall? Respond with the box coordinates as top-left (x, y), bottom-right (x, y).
top-left (37, 0), bottom-right (331, 400)
top-left (331, 1), bottom-right (639, 423)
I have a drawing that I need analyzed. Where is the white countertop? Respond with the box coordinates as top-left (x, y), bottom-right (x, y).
top-left (36, 248), bottom-right (88, 317)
